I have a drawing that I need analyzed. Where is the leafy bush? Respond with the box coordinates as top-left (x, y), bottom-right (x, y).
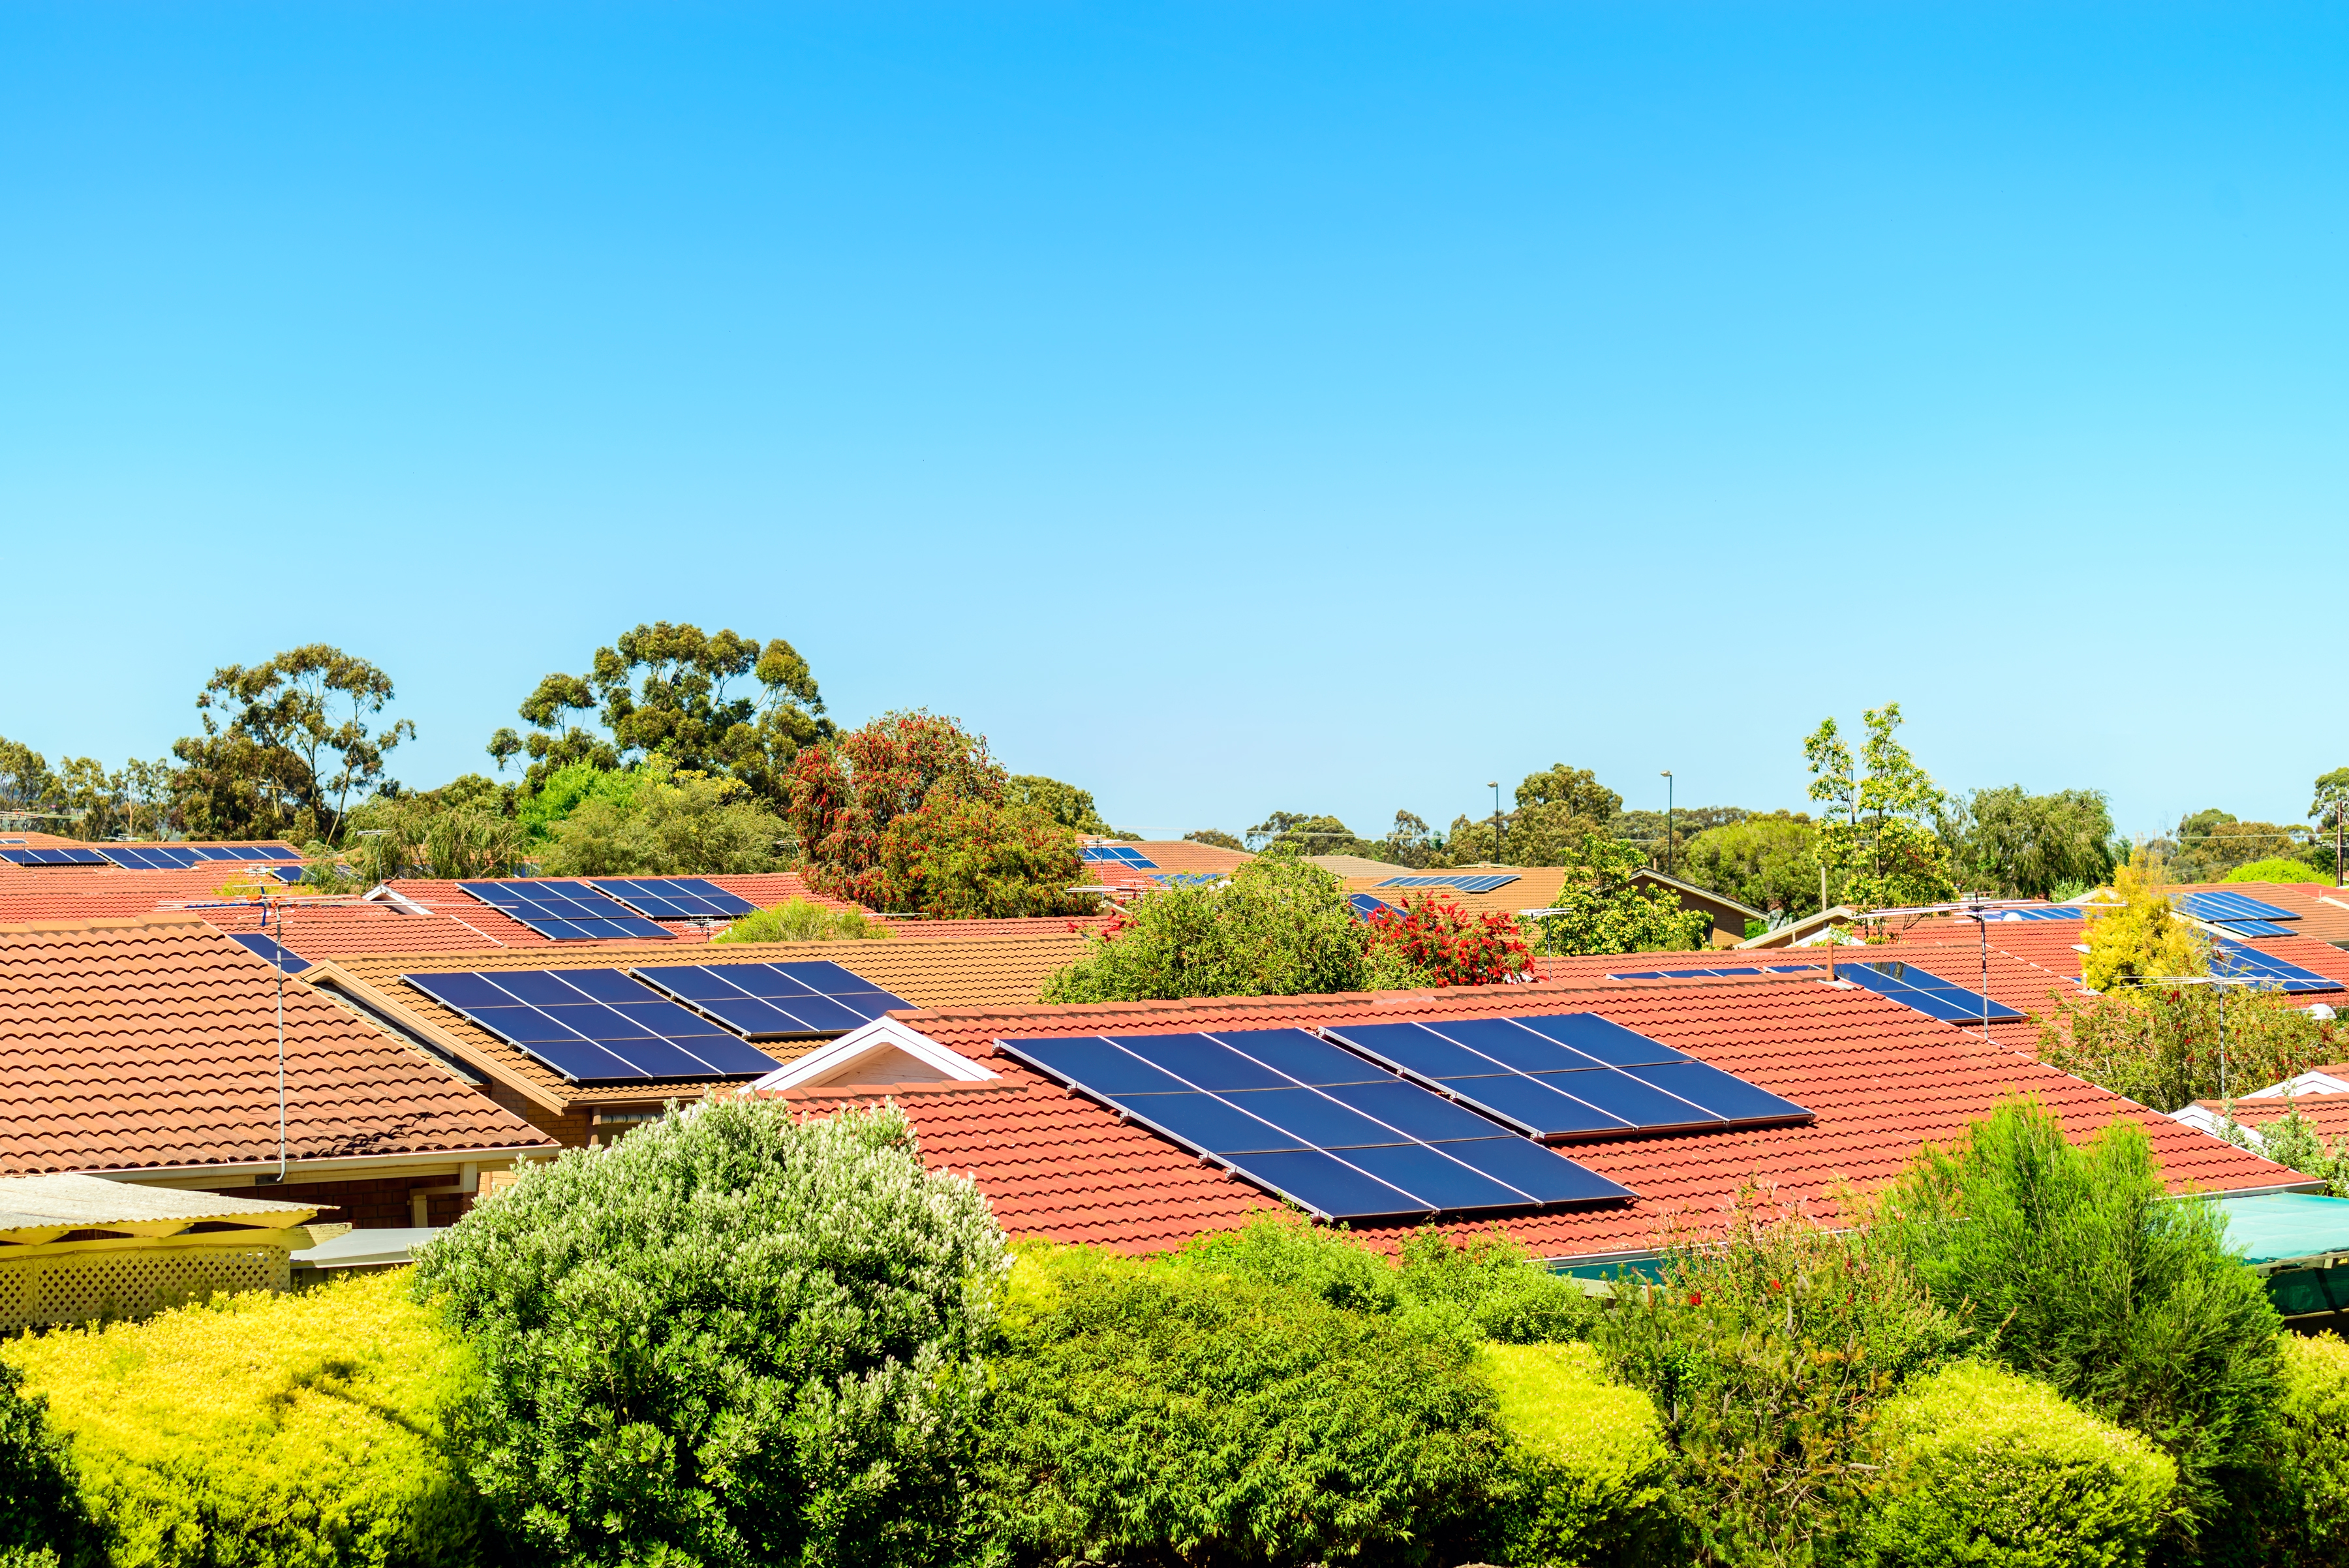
top-left (1870, 1098), bottom-right (2282, 1541)
top-left (714, 896), bottom-right (892, 943)
top-left (1528, 836), bottom-right (1712, 958)
top-left (536, 758), bottom-right (787, 876)
top-left (1593, 1182), bottom-right (1964, 1565)
top-left (2038, 981), bottom-right (2343, 1114)
top-left (1364, 894), bottom-right (1534, 987)
top-left (1863, 1360), bottom-right (2175, 1568)
top-left (2081, 848), bottom-right (2203, 993)
top-left (2239, 1101), bottom-right (2349, 1196)
top-left (1041, 856), bottom-right (1431, 1002)
top-left (1483, 1342), bottom-right (1673, 1567)
top-left (2260, 1333), bottom-right (2349, 1563)
top-left (978, 1243), bottom-right (1512, 1568)
top-left (5, 1270), bottom-right (481, 1568)
top-left (0, 1358), bottom-right (85, 1560)
top-left (414, 1099), bottom-right (1004, 1568)
top-left (2225, 857), bottom-right (2325, 885)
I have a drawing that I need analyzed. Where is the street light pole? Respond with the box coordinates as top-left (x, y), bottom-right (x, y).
top-left (1489, 782), bottom-right (1501, 863)
top-left (1661, 771), bottom-right (1674, 877)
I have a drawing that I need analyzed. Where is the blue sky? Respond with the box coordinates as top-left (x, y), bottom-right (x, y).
top-left (3, 3), bottom-right (2343, 844)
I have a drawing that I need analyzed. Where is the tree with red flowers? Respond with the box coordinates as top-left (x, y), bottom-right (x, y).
top-left (1362, 894), bottom-right (1533, 987)
top-left (784, 711), bottom-right (1086, 917)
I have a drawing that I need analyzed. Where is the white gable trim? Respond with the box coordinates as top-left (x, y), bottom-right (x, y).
top-left (2245, 1070), bottom-right (2349, 1100)
top-left (746, 1017), bottom-right (996, 1092)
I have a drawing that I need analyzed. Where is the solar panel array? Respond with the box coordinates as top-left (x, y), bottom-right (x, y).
top-left (1347, 892), bottom-right (1394, 922)
top-left (1606, 964), bottom-right (1822, 979)
top-left (1375, 874), bottom-right (1523, 893)
top-left (99, 845), bottom-right (204, 870)
top-left (2176, 891), bottom-right (2301, 938)
top-left (1837, 961), bottom-right (2023, 1022)
top-left (229, 932), bottom-right (306, 972)
top-left (0, 847), bottom-right (108, 867)
top-left (405, 968), bottom-right (784, 1081)
top-left (996, 1026), bottom-right (1637, 1221)
top-left (630, 961), bottom-right (913, 1038)
top-left (2212, 938), bottom-right (2344, 995)
top-left (1982, 904), bottom-right (2095, 923)
top-left (590, 878), bottom-right (758, 920)
top-left (1325, 1013), bottom-right (1813, 1141)
top-left (192, 844), bottom-right (305, 863)
top-left (458, 880), bottom-right (675, 941)
top-left (1080, 845), bottom-right (1159, 869)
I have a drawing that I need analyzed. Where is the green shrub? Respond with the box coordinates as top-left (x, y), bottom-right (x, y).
top-left (979, 1242), bottom-right (1512, 1567)
top-left (2262, 1333), bottom-right (2349, 1562)
top-left (1483, 1342), bottom-right (1672, 1567)
top-left (714, 896), bottom-right (892, 943)
top-left (0, 1357), bottom-right (84, 1559)
top-left (414, 1099), bottom-right (1004, 1568)
top-left (1864, 1361), bottom-right (2175, 1568)
top-left (4, 1270), bottom-right (482, 1568)
top-left (1871, 1098), bottom-right (2282, 1538)
top-left (2224, 858), bottom-right (2323, 885)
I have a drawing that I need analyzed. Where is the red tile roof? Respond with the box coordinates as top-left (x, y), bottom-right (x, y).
top-left (2192, 1096), bottom-right (2349, 1141)
top-left (0, 916), bottom-right (555, 1176)
top-left (757, 976), bottom-right (2295, 1259)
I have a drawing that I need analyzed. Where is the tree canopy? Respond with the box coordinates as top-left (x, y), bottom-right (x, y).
top-left (489, 621), bottom-right (827, 805)
top-left (1804, 703), bottom-right (1954, 910)
top-left (1006, 774), bottom-right (1121, 836)
top-left (2080, 849), bottom-right (2203, 993)
top-left (1528, 836), bottom-right (1713, 957)
top-left (170, 644), bottom-right (413, 843)
top-left (1940, 784), bottom-right (2118, 899)
top-left (1676, 810), bottom-right (1819, 919)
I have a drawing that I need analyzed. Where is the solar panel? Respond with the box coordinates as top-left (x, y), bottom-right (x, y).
top-left (1347, 893), bottom-right (1393, 922)
top-left (459, 880), bottom-right (676, 941)
top-left (1321, 1013), bottom-right (1811, 1141)
top-left (98, 844), bottom-right (205, 870)
top-left (1604, 964), bottom-right (1822, 979)
top-left (1837, 962), bottom-right (2024, 1022)
top-left (0, 847), bottom-right (108, 867)
top-left (2178, 891), bottom-right (2299, 925)
top-left (1374, 874), bottom-right (1523, 894)
top-left (996, 1026), bottom-right (1635, 1221)
top-left (2213, 919), bottom-right (2297, 938)
top-left (196, 844), bottom-right (303, 863)
top-left (589, 878), bottom-right (758, 920)
top-left (628, 961), bottom-right (914, 1038)
top-left (1985, 905), bottom-right (2093, 922)
top-left (1079, 846), bottom-right (1159, 869)
top-left (229, 933), bottom-right (306, 971)
top-left (2212, 938), bottom-right (2344, 995)
top-left (404, 969), bottom-right (782, 1081)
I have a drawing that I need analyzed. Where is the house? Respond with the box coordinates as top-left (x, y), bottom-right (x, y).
top-left (0, 915), bottom-right (559, 1227)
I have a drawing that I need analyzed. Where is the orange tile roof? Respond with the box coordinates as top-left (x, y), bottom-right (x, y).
top-left (2191, 1096), bottom-right (2349, 1141)
top-left (761, 976), bottom-right (2294, 1259)
top-left (312, 928), bottom-right (1095, 1113)
top-left (0, 916), bottom-right (555, 1176)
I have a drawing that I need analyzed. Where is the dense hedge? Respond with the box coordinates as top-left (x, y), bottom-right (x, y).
top-left (3, 1270), bottom-right (481, 1568)
top-left (1483, 1342), bottom-right (1672, 1568)
top-left (1864, 1361), bottom-right (2175, 1568)
top-left (2263, 1333), bottom-right (2349, 1562)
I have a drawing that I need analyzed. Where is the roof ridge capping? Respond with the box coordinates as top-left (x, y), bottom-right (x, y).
top-left (0, 912), bottom-right (214, 936)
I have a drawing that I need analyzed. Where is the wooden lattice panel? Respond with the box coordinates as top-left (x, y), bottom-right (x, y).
top-left (0, 1245), bottom-right (290, 1330)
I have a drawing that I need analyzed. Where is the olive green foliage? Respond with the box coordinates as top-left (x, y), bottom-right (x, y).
top-left (1245, 809), bottom-right (1376, 857)
top-left (0, 1358), bottom-right (84, 1559)
top-left (2166, 809), bottom-right (2310, 884)
top-left (979, 1242), bottom-right (1513, 1568)
top-left (1040, 855), bottom-right (1431, 1002)
top-left (1496, 765), bottom-right (1624, 869)
top-left (2264, 1334), bottom-right (2349, 1561)
top-left (2038, 983), bottom-right (2341, 1115)
top-left (1163, 1214), bottom-right (1597, 1344)
top-left (2225, 858), bottom-right (2324, 884)
top-left (1941, 784), bottom-right (2120, 900)
top-left (714, 897), bottom-right (892, 943)
top-left (0, 739), bottom-right (176, 842)
top-left (1869, 1098), bottom-right (2282, 1539)
top-left (1529, 836), bottom-right (1713, 958)
top-left (1804, 703), bottom-right (1955, 910)
top-left (414, 1099), bottom-right (1004, 1568)
top-left (2081, 850), bottom-right (2205, 994)
top-left (1864, 1361), bottom-right (2175, 1568)
top-left (171, 644), bottom-right (414, 844)
top-left (1006, 775), bottom-right (1124, 836)
top-left (1677, 811), bottom-right (1820, 919)
top-left (489, 621), bottom-right (828, 804)
top-left (1484, 1342), bottom-right (1673, 1568)
top-left (534, 759), bottom-right (787, 876)
top-left (343, 773), bottom-right (526, 882)
top-left (5, 1270), bottom-right (482, 1568)
top-left (1184, 828), bottom-right (1245, 851)
top-left (2249, 1103), bottom-right (2349, 1197)
top-left (1593, 1183), bottom-right (1965, 1565)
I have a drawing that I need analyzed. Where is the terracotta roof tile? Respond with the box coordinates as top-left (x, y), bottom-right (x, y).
top-left (0, 917), bottom-right (555, 1176)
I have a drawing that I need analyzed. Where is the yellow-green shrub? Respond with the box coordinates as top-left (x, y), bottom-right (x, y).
top-left (2265, 1332), bottom-right (2349, 1561)
top-left (1865, 1361), bottom-right (2175, 1568)
top-left (3, 1271), bottom-right (484, 1568)
top-left (1483, 1342), bottom-right (1672, 1567)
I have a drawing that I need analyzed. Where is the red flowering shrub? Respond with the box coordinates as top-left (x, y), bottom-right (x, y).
top-left (1363, 894), bottom-right (1532, 988)
top-left (784, 711), bottom-right (1084, 917)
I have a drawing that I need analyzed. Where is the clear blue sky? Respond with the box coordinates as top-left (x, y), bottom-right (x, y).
top-left (4, 3), bottom-right (2343, 843)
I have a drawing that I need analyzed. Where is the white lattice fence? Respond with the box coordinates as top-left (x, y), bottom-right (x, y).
top-left (0, 1244), bottom-right (291, 1330)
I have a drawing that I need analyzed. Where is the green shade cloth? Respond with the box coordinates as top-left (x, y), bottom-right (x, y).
top-left (2211, 1191), bottom-right (2349, 1267)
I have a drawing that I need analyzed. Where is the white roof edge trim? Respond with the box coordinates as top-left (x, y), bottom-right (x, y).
top-left (745, 1018), bottom-right (997, 1092)
top-left (2244, 1071), bottom-right (2349, 1100)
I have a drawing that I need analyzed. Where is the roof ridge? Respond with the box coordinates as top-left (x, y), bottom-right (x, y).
top-left (0, 912), bottom-right (211, 935)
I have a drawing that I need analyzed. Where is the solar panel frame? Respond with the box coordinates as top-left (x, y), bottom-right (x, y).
top-left (459, 880), bottom-right (677, 942)
top-left (589, 878), bottom-right (758, 919)
top-left (1373, 874), bottom-right (1523, 893)
top-left (2179, 891), bottom-right (2297, 925)
top-left (628, 961), bottom-right (914, 1039)
top-left (228, 932), bottom-right (305, 971)
top-left (0, 846), bottom-right (108, 866)
top-left (403, 968), bottom-right (783, 1081)
top-left (1839, 961), bottom-right (2025, 1023)
top-left (2211, 938), bottom-right (2345, 995)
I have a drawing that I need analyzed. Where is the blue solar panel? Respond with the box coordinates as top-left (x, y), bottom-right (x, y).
top-left (1079, 846), bottom-right (1159, 869)
top-left (1374, 874), bottom-right (1522, 894)
top-left (404, 968), bottom-right (782, 1081)
top-left (1982, 905), bottom-right (2093, 923)
top-left (590, 878), bottom-right (758, 920)
top-left (0, 847), bottom-right (108, 867)
top-left (197, 844), bottom-right (303, 863)
top-left (229, 933), bottom-right (305, 971)
top-left (629, 961), bottom-right (913, 1038)
top-left (459, 880), bottom-right (676, 941)
top-left (98, 844), bottom-right (205, 870)
top-left (1347, 892), bottom-right (1394, 922)
top-left (2211, 938), bottom-right (2344, 994)
top-left (1606, 964), bottom-right (1823, 979)
top-left (1321, 1013), bottom-right (1811, 1141)
top-left (1837, 962), bottom-right (2024, 1022)
top-left (2179, 891), bottom-right (2299, 925)
top-left (996, 1026), bottom-right (1637, 1221)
